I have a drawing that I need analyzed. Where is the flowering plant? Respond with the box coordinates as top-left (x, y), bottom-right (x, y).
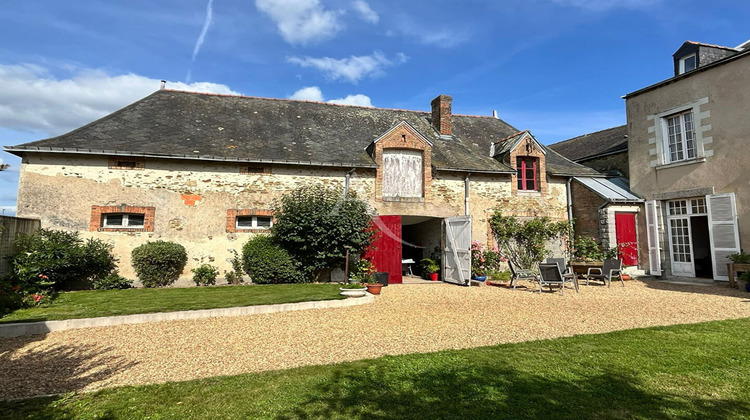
top-left (472, 241), bottom-right (508, 277)
top-left (351, 258), bottom-right (376, 284)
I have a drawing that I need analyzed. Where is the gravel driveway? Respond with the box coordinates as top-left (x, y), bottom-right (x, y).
top-left (2, 279), bottom-right (750, 399)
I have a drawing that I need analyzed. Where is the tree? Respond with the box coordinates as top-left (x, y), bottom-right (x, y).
top-left (271, 184), bottom-right (376, 281)
top-left (489, 212), bottom-right (569, 271)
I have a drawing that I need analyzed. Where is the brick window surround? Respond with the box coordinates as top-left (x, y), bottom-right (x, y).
top-left (516, 157), bottom-right (539, 191)
top-left (373, 123), bottom-right (432, 202)
top-left (90, 205), bottom-right (155, 232)
top-left (226, 209), bottom-right (274, 233)
top-left (510, 137), bottom-right (547, 197)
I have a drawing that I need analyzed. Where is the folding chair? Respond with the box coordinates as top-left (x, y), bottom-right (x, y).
top-left (538, 263), bottom-right (579, 295)
top-left (508, 260), bottom-right (538, 289)
top-left (586, 258), bottom-right (624, 288)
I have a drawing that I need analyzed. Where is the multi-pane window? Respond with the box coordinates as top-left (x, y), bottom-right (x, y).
top-left (668, 199), bottom-right (705, 216)
top-left (236, 215), bottom-right (272, 230)
top-left (516, 157), bottom-right (538, 191)
top-left (691, 198), bottom-right (706, 215)
top-left (382, 149), bottom-right (423, 198)
top-left (103, 213), bottom-right (145, 228)
top-left (669, 218), bottom-right (692, 262)
top-left (665, 111), bottom-right (696, 163)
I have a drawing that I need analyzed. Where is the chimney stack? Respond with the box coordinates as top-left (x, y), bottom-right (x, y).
top-left (160, 80), bottom-right (167, 90)
top-left (431, 95), bottom-right (452, 136)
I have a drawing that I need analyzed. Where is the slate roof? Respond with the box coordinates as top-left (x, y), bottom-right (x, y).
top-left (5, 89), bottom-right (597, 176)
top-left (547, 125), bottom-right (627, 162)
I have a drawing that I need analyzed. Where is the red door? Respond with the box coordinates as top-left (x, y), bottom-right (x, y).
top-left (365, 216), bottom-right (403, 284)
top-left (615, 212), bottom-right (638, 266)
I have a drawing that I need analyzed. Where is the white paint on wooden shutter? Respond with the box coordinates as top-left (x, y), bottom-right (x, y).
top-left (382, 149), bottom-right (422, 198)
top-left (645, 200), bottom-right (662, 275)
top-left (443, 216), bottom-right (472, 286)
top-left (707, 193), bottom-right (740, 280)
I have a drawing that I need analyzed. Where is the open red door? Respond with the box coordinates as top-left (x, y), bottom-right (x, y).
top-left (365, 216), bottom-right (403, 284)
top-left (615, 212), bottom-right (638, 266)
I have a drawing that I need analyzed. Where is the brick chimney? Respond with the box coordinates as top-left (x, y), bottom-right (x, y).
top-left (431, 95), bottom-right (452, 136)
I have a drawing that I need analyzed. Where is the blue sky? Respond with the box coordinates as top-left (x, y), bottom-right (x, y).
top-left (0, 0), bottom-right (748, 215)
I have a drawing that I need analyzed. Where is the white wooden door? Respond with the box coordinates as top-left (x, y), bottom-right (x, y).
top-left (645, 200), bottom-right (662, 275)
top-left (668, 217), bottom-right (695, 277)
top-left (443, 216), bottom-right (472, 286)
top-left (707, 193), bottom-right (741, 280)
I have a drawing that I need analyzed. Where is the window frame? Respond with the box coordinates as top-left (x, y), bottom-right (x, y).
top-left (516, 156), bottom-right (539, 192)
top-left (678, 54), bottom-right (697, 74)
top-left (235, 215), bottom-right (273, 230)
top-left (663, 110), bottom-right (697, 164)
top-left (102, 213), bottom-right (146, 229)
top-left (382, 149), bottom-right (424, 200)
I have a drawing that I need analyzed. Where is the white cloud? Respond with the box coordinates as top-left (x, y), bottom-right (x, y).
top-left (287, 51), bottom-right (407, 83)
top-left (352, 0), bottom-right (378, 24)
top-left (288, 86), bottom-right (373, 107)
top-left (0, 63), bottom-right (240, 136)
top-left (255, 0), bottom-right (343, 45)
top-left (550, 0), bottom-right (656, 11)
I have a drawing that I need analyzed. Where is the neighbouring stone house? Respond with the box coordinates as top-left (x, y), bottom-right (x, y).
top-left (5, 90), bottom-right (599, 285)
top-left (549, 126), bottom-right (645, 269)
top-left (625, 39), bottom-right (750, 280)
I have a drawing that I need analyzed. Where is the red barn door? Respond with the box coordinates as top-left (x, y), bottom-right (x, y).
top-left (615, 212), bottom-right (638, 266)
top-left (365, 216), bottom-right (403, 284)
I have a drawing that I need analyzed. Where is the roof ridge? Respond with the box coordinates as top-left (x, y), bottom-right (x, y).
top-left (685, 40), bottom-right (739, 51)
top-left (550, 125), bottom-right (626, 146)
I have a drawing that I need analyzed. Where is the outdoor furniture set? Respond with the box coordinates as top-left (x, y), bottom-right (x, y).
top-left (509, 258), bottom-right (625, 295)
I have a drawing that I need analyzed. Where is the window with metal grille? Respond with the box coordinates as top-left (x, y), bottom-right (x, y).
top-left (102, 213), bottom-right (145, 228)
top-left (236, 216), bottom-right (273, 230)
top-left (516, 157), bottom-right (538, 191)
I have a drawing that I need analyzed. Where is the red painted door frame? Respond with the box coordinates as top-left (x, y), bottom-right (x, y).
top-left (365, 215), bottom-right (403, 284)
top-left (615, 212), bottom-right (638, 266)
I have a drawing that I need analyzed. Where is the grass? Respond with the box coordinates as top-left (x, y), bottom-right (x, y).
top-left (0, 284), bottom-right (344, 324)
top-left (2, 318), bottom-right (750, 419)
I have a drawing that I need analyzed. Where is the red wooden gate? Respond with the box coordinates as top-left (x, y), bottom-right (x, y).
top-left (365, 215), bottom-right (403, 284)
top-left (615, 212), bottom-right (638, 266)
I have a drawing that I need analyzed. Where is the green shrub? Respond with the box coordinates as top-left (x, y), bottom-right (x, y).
top-left (242, 236), bottom-right (302, 284)
top-left (490, 213), bottom-right (569, 270)
top-left (728, 252), bottom-right (750, 264)
top-left (131, 241), bottom-right (187, 288)
top-left (0, 277), bottom-right (25, 316)
top-left (12, 229), bottom-right (117, 291)
top-left (224, 249), bottom-right (245, 285)
top-left (93, 273), bottom-right (133, 290)
top-left (192, 264), bottom-right (219, 286)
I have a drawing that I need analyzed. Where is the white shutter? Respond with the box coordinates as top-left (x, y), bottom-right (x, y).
top-left (382, 150), bottom-right (422, 198)
top-left (707, 193), bottom-right (741, 280)
top-left (645, 200), bottom-right (662, 275)
top-left (443, 216), bottom-right (472, 285)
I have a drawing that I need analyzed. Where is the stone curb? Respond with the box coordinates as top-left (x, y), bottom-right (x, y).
top-left (0, 294), bottom-right (375, 338)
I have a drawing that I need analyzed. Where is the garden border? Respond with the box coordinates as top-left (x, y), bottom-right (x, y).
top-left (0, 294), bottom-right (375, 338)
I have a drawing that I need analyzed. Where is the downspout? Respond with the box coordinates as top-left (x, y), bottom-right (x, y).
top-left (344, 168), bottom-right (356, 197)
top-left (464, 173), bottom-right (471, 216)
top-left (566, 177), bottom-right (574, 255)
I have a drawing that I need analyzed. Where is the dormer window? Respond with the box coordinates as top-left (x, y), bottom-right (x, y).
top-left (679, 54), bottom-right (697, 74)
top-left (383, 149), bottom-right (423, 199)
top-left (516, 157), bottom-right (539, 191)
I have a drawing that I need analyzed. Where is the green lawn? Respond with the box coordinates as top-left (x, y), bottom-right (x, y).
top-left (0, 284), bottom-right (344, 324)
top-left (3, 318), bottom-right (750, 419)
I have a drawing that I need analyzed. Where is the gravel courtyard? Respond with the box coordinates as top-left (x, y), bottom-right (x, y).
top-left (2, 279), bottom-right (750, 400)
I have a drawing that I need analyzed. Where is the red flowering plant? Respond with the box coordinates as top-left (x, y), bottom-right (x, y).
top-left (472, 241), bottom-right (508, 278)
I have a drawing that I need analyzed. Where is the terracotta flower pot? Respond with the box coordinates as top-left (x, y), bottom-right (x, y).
top-left (621, 274), bottom-right (631, 281)
top-left (366, 283), bottom-right (383, 295)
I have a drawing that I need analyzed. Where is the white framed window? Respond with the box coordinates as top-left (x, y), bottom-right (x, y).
top-left (236, 215), bottom-right (273, 230)
top-left (678, 54), bottom-right (697, 74)
top-left (382, 149), bottom-right (423, 199)
top-left (103, 213), bottom-right (145, 228)
top-left (664, 110), bottom-right (696, 163)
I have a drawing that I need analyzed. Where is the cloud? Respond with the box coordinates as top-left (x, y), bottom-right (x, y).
top-left (289, 86), bottom-right (373, 107)
top-left (255, 0), bottom-right (343, 45)
top-left (287, 51), bottom-right (407, 83)
top-left (0, 63), bottom-right (240, 136)
top-left (352, 0), bottom-right (378, 24)
top-left (550, 0), bottom-right (656, 11)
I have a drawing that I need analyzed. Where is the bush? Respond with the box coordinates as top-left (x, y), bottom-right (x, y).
top-left (0, 277), bottom-right (25, 316)
top-left (93, 273), bottom-right (133, 290)
top-left (131, 241), bottom-right (187, 288)
top-left (12, 229), bottom-right (117, 291)
top-left (490, 213), bottom-right (569, 270)
top-left (224, 249), bottom-right (245, 285)
top-left (242, 236), bottom-right (302, 284)
top-left (192, 264), bottom-right (218, 286)
top-left (271, 184), bottom-right (376, 281)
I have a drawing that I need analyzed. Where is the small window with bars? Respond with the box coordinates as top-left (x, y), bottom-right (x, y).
top-left (236, 215), bottom-right (273, 230)
top-left (103, 213), bottom-right (145, 228)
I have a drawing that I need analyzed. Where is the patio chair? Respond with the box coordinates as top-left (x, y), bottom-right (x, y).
top-left (508, 260), bottom-right (538, 289)
top-left (585, 258), bottom-right (624, 288)
top-left (544, 258), bottom-right (576, 281)
top-left (538, 263), bottom-right (579, 295)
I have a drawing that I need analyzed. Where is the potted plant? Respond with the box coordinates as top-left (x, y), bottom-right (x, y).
top-left (339, 281), bottom-right (367, 297)
top-left (471, 241), bottom-right (487, 281)
top-left (421, 258), bottom-right (440, 281)
top-left (352, 258), bottom-right (382, 295)
top-left (737, 271), bottom-right (750, 292)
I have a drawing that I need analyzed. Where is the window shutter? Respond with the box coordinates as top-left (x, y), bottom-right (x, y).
top-left (383, 150), bottom-right (422, 198)
top-left (645, 200), bottom-right (662, 275)
top-left (707, 193), bottom-right (741, 280)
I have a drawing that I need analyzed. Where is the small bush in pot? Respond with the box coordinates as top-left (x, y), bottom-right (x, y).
top-left (192, 264), bottom-right (219, 286)
top-left (242, 236), bottom-right (302, 284)
top-left (131, 241), bottom-right (188, 288)
top-left (728, 252), bottom-right (750, 264)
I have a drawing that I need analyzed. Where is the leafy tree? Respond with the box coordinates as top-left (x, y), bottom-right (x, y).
top-left (271, 184), bottom-right (376, 281)
top-left (489, 212), bottom-right (569, 271)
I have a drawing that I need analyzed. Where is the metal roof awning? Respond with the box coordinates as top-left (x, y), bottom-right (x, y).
top-left (574, 177), bottom-right (644, 203)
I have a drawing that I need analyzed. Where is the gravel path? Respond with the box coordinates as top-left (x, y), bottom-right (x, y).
top-left (2, 279), bottom-right (750, 400)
